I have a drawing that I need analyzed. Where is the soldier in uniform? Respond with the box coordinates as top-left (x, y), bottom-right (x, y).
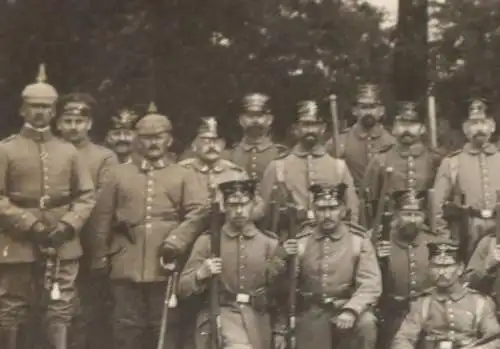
top-left (325, 83), bottom-right (395, 186)
top-left (260, 100), bottom-right (359, 224)
top-left (363, 102), bottom-right (441, 218)
top-left (89, 107), bottom-right (209, 349)
top-left (55, 93), bottom-right (119, 349)
top-left (391, 240), bottom-right (500, 349)
top-left (433, 99), bottom-right (500, 259)
top-left (0, 64), bottom-right (96, 349)
top-left (463, 227), bottom-right (500, 311)
top-left (178, 179), bottom-right (281, 349)
top-left (375, 190), bottom-right (442, 349)
top-left (178, 117), bottom-right (249, 204)
top-left (105, 108), bottom-right (139, 164)
top-left (224, 93), bottom-right (287, 184)
top-left (278, 183), bottom-right (381, 349)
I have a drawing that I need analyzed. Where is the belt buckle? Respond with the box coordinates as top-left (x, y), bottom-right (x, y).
top-left (236, 293), bottom-right (250, 304)
top-left (481, 209), bottom-right (493, 219)
top-left (322, 297), bottom-right (334, 305)
top-left (437, 341), bottom-right (453, 349)
top-left (39, 195), bottom-right (50, 210)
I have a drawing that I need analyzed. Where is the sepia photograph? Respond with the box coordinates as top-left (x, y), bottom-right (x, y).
top-left (0, 0), bottom-right (499, 348)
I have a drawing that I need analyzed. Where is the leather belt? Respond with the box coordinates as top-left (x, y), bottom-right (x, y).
top-left (219, 290), bottom-right (268, 310)
top-left (299, 292), bottom-right (349, 308)
top-left (468, 208), bottom-right (495, 219)
top-left (10, 195), bottom-right (73, 209)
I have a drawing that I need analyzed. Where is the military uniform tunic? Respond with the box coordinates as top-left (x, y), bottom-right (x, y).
top-left (0, 126), bottom-right (95, 326)
top-left (325, 123), bottom-right (395, 186)
top-left (288, 223), bottom-right (381, 349)
top-left (391, 287), bottom-right (500, 349)
top-left (178, 223), bottom-right (280, 349)
top-left (378, 229), bottom-right (440, 348)
top-left (224, 136), bottom-right (287, 183)
top-left (363, 143), bottom-right (441, 212)
top-left (433, 143), bottom-right (500, 250)
top-left (260, 145), bottom-right (359, 223)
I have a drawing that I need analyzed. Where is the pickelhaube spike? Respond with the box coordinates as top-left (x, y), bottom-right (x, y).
top-left (36, 63), bottom-right (47, 83)
top-left (147, 101), bottom-right (158, 114)
top-left (21, 63), bottom-right (58, 104)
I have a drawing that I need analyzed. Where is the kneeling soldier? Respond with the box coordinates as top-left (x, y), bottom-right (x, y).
top-left (279, 183), bottom-right (381, 349)
top-left (391, 241), bottom-right (500, 349)
top-left (178, 179), bottom-right (281, 349)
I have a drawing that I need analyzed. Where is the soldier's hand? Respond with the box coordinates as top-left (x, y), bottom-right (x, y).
top-left (46, 222), bottom-right (75, 248)
top-left (196, 258), bottom-right (222, 280)
top-left (283, 239), bottom-right (298, 256)
top-left (376, 241), bottom-right (391, 258)
top-left (274, 334), bottom-right (286, 349)
top-left (334, 310), bottom-right (357, 330)
top-left (30, 221), bottom-right (50, 244)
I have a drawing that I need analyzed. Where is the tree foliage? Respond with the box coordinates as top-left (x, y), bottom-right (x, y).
top-left (1, 0), bottom-right (390, 150)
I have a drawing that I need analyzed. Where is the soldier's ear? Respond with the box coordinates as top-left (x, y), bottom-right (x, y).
top-left (218, 138), bottom-right (226, 149)
top-left (165, 134), bottom-right (174, 148)
top-left (487, 119), bottom-right (496, 133)
top-left (319, 123), bottom-right (327, 134)
top-left (375, 106), bottom-right (385, 119)
top-left (352, 106), bottom-right (361, 119)
top-left (238, 114), bottom-right (245, 128)
top-left (264, 114), bottom-right (274, 127)
top-left (87, 119), bottom-right (93, 131)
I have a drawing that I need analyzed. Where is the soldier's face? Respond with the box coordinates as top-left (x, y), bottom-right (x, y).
top-left (225, 200), bottom-right (253, 228)
top-left (106, 129), bottom-right (135, 155)
top-left (393, 120), bottom-right (425, 145)
top-left (463, 119), bottom-right (494, 145)
top-left (239, 113), bottom-right (273, 136)
top-left (21, 102), bottom-right (55, 128)
top-left (57, 114), bottom-right (91, 143)
top-left (193, 136), bottom-right (225, 163)
top-left (396, 210), bottom-right (425, 240)
top-left (136, 132), bottom-right (171, 160)
top-left (353, 103), bottom-right (383, 128)
top-left (429, 263), bottom-right (463, 289)
top-left (315, 204), bottom-right (344, 231)
top-left (296, 122), bottom-right (325, 146)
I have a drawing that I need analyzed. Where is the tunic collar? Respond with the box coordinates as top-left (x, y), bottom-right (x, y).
top-left (395, 142), bottom-right (426, 158)
top-left (314, 223), bottom-right (348, 241)
top-left (222, 222), bottom-right (258, 239)
top-left (132, 154), bottom-right (170, 172)
top-left (292, 144), bottom-right (326, 158)
top-left (20, 124), bottom-right (53, 142)
top-left (434, 284), bottom-right (468, 302)
top-left (240, 136), bottom-right (273, 152)
top-left (463, 142), bottom-right (497, 155)
top-left (392, 230), bottom-right (426, 248)
top-left (353, 122), bottom-right (384, 140)
top-left (189, 158), bottom-right (225, 174)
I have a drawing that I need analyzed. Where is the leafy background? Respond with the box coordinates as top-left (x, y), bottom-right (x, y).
top-left (0, 0), bottom-right (495, 151)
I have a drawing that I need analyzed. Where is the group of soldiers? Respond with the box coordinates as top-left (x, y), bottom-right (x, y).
top-left (1, 62), bottom-right (500, 349)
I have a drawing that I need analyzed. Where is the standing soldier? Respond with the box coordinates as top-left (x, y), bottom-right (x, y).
top-left (325, 83), bottom-right (395, 185)
top-left (0, 64), bottom-right (95, 349)
top-left (363, 102), bottom-right (441, 217)
top-left (260, 100), bottom-right (359, 224)
top-left (224, 93), bottom-right (287, 184)
top-left (105, 108), bottom-right (139, 164)
top-left (391, 240), bottom-right (500, 349)
top-left (89, 106), bottom-right (208, 349)
top-left (178, 117), bottom-right (249, 205)
top-left (279, 183), bottom-right (381, 349)
top-left (55, 93), bottom-right (118, 349)
top-left (375, 190), bottom-right (441, 349)
top-left (433, 99), bottom-right (500, 258)
top-left (178, 179), bottom-right (282, 349)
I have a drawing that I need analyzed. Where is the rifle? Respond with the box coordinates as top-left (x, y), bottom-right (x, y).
top-left (359, 188), bottom-right (373, 228)
top-left (427, 188), bottom-right (437, 232)
top-left (157, 260), bottom-right (178, 349)
top-left (209, 188), bottom-right (224, 349)
top-left (379, 199), bottom-right (393, 285)
top-left (371, 167), bottom-right (394, 242)
top-left (427, 95), bottom-right (438, 150)
top-left (328, 94), bottom-right (341, 159)
top-left (285, 204), bottom-right (298, 349)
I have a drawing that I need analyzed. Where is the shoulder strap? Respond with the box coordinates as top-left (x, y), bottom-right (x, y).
top-left (474, 295), bottom-right (486, 330)
top-left (275, 159), bottom-right (285, 183)
top-left (421, 295), bottom-right (432, 324)
top-left (448, 155), bottom-right (459, 187)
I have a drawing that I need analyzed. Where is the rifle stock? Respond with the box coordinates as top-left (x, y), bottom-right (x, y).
top-left (329, 94), bottom-right (341, 158)
top-left (209, 194), bottom-right (223, 349)
top-left (286, 206), bottom-right (298, 349)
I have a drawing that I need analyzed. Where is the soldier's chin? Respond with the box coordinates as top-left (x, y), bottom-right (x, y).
top-left (115, 145), bottom-right (131, 154)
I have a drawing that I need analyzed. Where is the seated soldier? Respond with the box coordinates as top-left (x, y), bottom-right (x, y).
top-left (391, 240), bottom-right (500, 349)
top-left (278, 183), bottom-right (381, 349)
